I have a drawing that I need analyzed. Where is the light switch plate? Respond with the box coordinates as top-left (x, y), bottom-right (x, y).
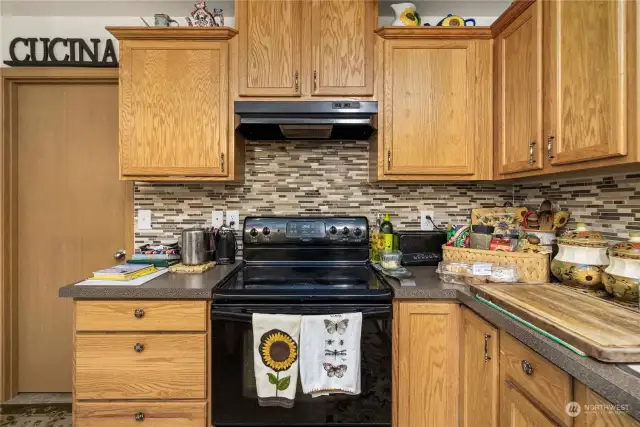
top-left (138, 210), bottom-right (152, 230)
top-left (226, 211), bottom-right (240, 230)
top-left (420, 210), bottom-right (435, 231)
top-left (212, 210), bottom-right (223, 228)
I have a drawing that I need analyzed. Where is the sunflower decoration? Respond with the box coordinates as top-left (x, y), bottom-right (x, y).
top-left (400, 7), bottom-right (421, 26)
top-left (259, 329), bottom-right (297, 395)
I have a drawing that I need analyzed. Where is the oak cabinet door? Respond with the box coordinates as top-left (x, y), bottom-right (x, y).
top-left (394, 302), bottom-right (460, 427)
top-left (460, 308), bottom-right (499, 427)
top-left (545, 0), bottom-right (629, 165)
top-left (119, 40), bottom-right (228, 177)
top-left (383, 39), bottom-right (489, 177)
top-left (501, 381), bottom-right (560, 427)
top-left (310, 0), bottom-right (376, 96)
top-left (495, 1), bottom-right (543, 175)
top-left (237, 0), bottom-right (302, 97)
top-left (574, 380), bottom-right (640, 427)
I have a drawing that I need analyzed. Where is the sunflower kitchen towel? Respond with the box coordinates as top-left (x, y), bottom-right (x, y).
top-left (253, 313), bottom-right (301, 408)
top-left (300, 312), bottom-right (362, 397)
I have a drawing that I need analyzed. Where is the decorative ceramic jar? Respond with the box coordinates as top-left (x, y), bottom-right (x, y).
top-left (603, 233), bottom-right (640, 301)
top-left (550, 223), bottom-right (609, 289)
top-left (391, 3), bottom-right (421, 26)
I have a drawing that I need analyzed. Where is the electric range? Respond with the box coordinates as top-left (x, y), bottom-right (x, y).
top-left (211, 216), bottom-right (393, 427)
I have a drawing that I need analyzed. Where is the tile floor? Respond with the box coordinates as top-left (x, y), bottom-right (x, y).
top-left (1, 394), bottom-right (72, 427)
top-left (3, 393), bottom-right (72, 405)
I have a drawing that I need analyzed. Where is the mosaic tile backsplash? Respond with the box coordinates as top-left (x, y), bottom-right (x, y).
top-left (134, 141), bottom-right (639, 248)
top-left (515, 171), bottom-right (640, 242)
top-left (134, 141), bottom-right (515, 247)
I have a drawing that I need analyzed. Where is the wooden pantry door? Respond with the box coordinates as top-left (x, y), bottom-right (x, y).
top-left (1, 70), bottom-right (132, 396)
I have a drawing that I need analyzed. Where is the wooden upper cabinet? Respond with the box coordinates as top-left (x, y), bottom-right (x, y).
top-left (237, 0), bottom-right (302, 97)
top-left (110, 28), bottom-right (237, 180)
top-left (501, 381), bottom-right (559, 427)
top-left (310, 0), bottom-right (376, 96)
top-left (545, 0), bottom-right (629, 165)
top-left (460, 307), bottom-right (499, 427)
top-left (394, 302), bottom-right (460, 427)
top-left (495, 1), bottom-right (543, 175)
top-left (380, 37), bottom-right (492, 179)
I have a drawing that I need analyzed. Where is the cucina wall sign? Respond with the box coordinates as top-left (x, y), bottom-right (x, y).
top-left (3, 37), bottom-right (118, 67)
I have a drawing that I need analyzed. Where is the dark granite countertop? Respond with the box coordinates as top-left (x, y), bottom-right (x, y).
top-left (58, 263), bottom-right (244, 299)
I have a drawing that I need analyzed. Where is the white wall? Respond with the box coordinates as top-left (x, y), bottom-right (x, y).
top-left (1, 0), bottom-right (509, 64)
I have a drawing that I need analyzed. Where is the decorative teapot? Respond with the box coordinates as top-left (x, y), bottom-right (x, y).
top-left (186, 1), bottom-right (222, 27)
top-left (390, 3), bottom-right (421, 27)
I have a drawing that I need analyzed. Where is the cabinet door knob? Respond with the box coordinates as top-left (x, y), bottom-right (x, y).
top-left (521, 360), bottom-right (533, 375)
top-left (134, 343), bottom-right (144, 353)
top-left (134, 308), bottom-right (145, 319)
top-left (135, 412), bottom-right (145, 421)
top-left (113, 249), bottom-right (126, 260)
top-left (483, 333), bottom-right (492, 362)
top-left (528, 141), bottom-right (536, 166)
top-left (547, 135), bottom-right (555, 160)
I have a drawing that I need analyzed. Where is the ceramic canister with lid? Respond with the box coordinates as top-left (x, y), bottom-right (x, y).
top-left (550, 223), bottom-right (609, 289)
top-left (603, 232), bottom-right (640, 301)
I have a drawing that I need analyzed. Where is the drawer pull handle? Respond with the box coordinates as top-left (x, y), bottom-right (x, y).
top-left (521, 360), bottom-right (533, 375)
top-left (135, 412), bottom-right (145, 421)
top-left (134, 308), bottom-right (145, 319)
top-left (134, 343), bottom-right (144, 353)
top-left (483, 333), bottom-right (491, 362)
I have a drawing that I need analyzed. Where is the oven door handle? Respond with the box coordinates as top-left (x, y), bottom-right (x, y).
top-left (211, 306), bottom-right (392, 322)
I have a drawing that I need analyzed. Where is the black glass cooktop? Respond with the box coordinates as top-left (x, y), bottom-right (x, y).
top-left (214, 263), bottom-right (393, 303)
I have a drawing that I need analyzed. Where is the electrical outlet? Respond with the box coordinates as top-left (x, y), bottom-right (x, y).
top-left (212, 210), bottom-right (223, 228)
top-left (226, 211), bottom-right (240, 230)
top-left (138, 210), bottom-right (152, 230)
top-left (420, 210), bottom-right (435, 231)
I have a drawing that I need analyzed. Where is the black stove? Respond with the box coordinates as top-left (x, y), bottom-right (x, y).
top-left (213, 216), bottom-right (393, 304)
top-left (210, 216), bottom-right (393, 427)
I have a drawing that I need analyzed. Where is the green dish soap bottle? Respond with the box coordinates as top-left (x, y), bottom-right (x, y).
top-left (380, 213), bottom-right (394, 251)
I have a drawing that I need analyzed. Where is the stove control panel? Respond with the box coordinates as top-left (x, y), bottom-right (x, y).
top-left (243, 216), bottom-right (369, 245)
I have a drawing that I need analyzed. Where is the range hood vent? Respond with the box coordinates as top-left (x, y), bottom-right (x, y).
top-left (235, 101), bottom-right (378, 141)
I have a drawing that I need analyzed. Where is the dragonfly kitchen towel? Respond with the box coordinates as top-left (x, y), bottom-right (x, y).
top-left (300, 312), bottom-right (362, 397)
top-left (253, 313), bottom-right (302, 408)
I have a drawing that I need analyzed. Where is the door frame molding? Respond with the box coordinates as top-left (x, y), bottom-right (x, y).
top-left (0, 67), bottom-right (133, 401)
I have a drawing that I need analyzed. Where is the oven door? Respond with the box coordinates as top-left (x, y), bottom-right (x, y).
top-left (211, 303), bottom-right (392, 427)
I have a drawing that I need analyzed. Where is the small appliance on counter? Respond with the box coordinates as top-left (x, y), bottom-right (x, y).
top-left (395, 230), bottom-right (446, 266)
top-left (181, 228), bottom-right (215, 265)
top-left (214, 224), bottom-right (237, 264)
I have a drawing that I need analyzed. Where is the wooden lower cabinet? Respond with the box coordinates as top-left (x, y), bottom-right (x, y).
top-left (75, 333), bottom-right (206, 400)
top-left (500, 331), bottom-right (573, 426)
top-left (460, 307), bottom-right (499, 427)
top-left (73, 300), bottom-right (209, 427)
top-left (393, 301), bottom-right (460, 427)
top-left (574, 381), bottom-right (640, 427)
top-left (75, 300), bottom-right (207, 332)
top-left (74, 401), bottom-right (206, 427)
top-left (501, 379), bottom-right (559, 427)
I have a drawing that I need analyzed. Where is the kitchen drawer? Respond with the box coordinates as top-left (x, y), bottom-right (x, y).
top-left (500, 331), bottom-right (573, 426)
top-left (75, 300), bottom-right (207, 332)
top-left (75, 333), bottom-right (206, 399)
top-left (75, 401), bottom-right (206, 426)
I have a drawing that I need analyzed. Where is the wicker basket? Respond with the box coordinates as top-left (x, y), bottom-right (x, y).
top-left (442, 246), bottom-right (550, 284)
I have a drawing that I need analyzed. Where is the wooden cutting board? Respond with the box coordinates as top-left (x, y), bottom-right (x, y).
top-left (471, 284), bottom-right (640, 363)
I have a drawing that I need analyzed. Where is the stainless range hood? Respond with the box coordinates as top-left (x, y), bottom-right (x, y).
top-left (234, 101), bottom-right (378, 141)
